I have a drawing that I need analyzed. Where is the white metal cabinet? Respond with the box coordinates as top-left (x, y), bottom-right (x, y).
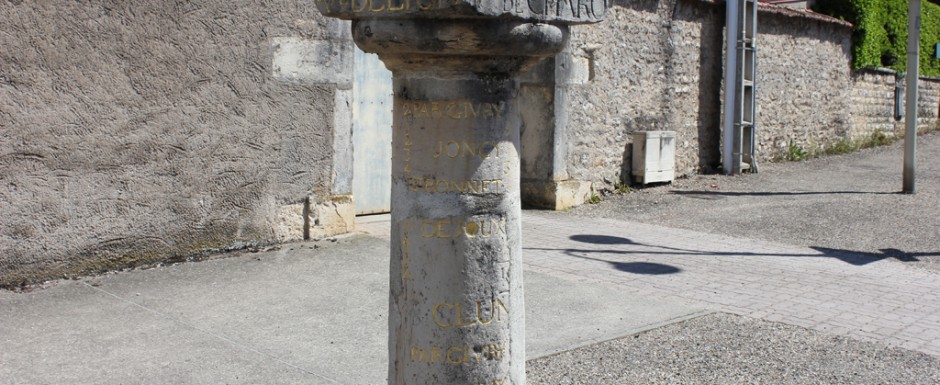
top-left (632, 131), bottom-right (676, 184)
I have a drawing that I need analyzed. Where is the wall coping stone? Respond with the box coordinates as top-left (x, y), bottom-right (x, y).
top-left (856, 67), bottom-right (940, 82)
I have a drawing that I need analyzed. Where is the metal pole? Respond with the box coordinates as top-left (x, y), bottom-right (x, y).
top-left (723, 0), bottom-right (739, 175)
top-left (904, 0), bottom-right (920, 193)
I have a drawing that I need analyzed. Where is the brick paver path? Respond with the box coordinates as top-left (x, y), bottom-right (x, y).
top-left (358, 212), bottom-right (940, 357)
top-left (522, 212), bottom-right (940, 357)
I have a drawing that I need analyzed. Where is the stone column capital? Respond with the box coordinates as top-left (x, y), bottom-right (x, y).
top-left (352, 19), bottom-right (569, 73)
top-left (314, 0), bottom-right (607, 24)
top-left (312, 0), bottom-right (606, 74)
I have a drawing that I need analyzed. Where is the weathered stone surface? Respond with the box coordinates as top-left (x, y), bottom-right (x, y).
top-left (560, 0), bottom-right (724, 187)
top-left (520, 179), bottom-right (592, 210)
top-left (550, 0), bottom-right (940, 199)
top-left (389, 76), bottom-right (525, 384)
top-left (314, 0), bottom-right (606, 23)
top-left (309, 194), bottom-right (357, 238)
top-left (0, 1), bottom-right (351, 286)
top-left (850, 69), bottom-right (940, 140)
top-left (338, 13), bottom-right (576, 384)
top-left (754, 7), bottom-right (853, 159)
top-left (352, 19), bottom-right (569, 74)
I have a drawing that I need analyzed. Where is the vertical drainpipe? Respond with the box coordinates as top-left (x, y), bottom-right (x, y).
top-left (722, 0), bottom-right (740, 174)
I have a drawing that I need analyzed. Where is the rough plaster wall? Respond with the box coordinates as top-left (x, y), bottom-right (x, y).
top-left (754, 11), bottom-right (853, 159)
top-left (563, 0), bottom-right (723, 188)
top-left (0, 1), bottom-right (346, 285)
top-left (850, 70), bottom-right (940, 139)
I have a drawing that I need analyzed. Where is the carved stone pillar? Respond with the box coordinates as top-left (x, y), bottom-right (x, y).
top-left (314, 1), bottom-right (605, 384)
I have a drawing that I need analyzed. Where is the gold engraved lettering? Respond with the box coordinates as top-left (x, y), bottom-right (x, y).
top-left (433, 141), bottom-right (500, 159)
top-left (369, 0), bottom-right (387, 11)
top-left (415, 0), bottom-right (433, 11)
top-left (446, 102), bottom-right (464, 119)
top-left (388, 0), bottom-right (408, 10)
top-left (432, 303), bottom-right (455, 327)
top-left (435, 220), bottom-right (451, 239)
top-left (447, 347), bottom-right (466, 364)
top-left (407, 177), bottom-right (503, 195)
top-left (411, 346), bottom-right (430, 363)
top-left (410, 344), bottom-right (507, 365)
top-left (467, 102), bottom-right (481, 118)
top-left (456, 302), bottom-right (474, 327)
top-left (430, 346), bottom-right (444, 363)
top-left (431, 298), bottom-right (509, 328)
top-left (401, 101), bottom-right (504, 120)
top-left (420, 218), bottom-right (506, 239)
top-left (352, 0), bottom-right (368, 12)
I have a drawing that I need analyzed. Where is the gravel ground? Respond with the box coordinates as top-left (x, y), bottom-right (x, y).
top-left (527, 313), bottom-right (940, 384)
top-left (568, 131), bottom-right (940, 273)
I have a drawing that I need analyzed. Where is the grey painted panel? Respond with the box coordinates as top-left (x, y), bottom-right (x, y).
top-left (352, 48), bottom-right (393, 214)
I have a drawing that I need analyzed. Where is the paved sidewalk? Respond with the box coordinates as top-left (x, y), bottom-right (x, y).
top-left (574, 130), bottom-right (940, 274)
top-left (523, 211), bottom-right (940, 357)
top-left (366, 212), bottom-right (940, 357)
top-left (3, 209), bottom-right (939, 383)
top-left (0, 224), bottom-right (701, 384)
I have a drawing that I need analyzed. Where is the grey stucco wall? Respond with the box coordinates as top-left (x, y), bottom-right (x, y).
top-left (0, 1), bottom-right (351, 286)
top-left (562, 0), bottom-right (724, 187)
top-left (754, 8), bottom-right (854, 159)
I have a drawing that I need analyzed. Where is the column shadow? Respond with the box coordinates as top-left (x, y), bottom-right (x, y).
top-left (524, 234), bottom-right (940, 274)
top-left (671, 190), bottom-right (899, 197)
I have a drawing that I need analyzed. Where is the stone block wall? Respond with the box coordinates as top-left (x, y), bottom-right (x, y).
top-left (562, 0), bottom-right (724, 188)
top-left (0, 1), bottom-right (354, 286)
top-left (850, 69), bottom-right (940, 139)
top-left (754, 7), bottom-right (854, 160)
top-left (850, 69), bottom-right (902, 138)
top-left (557, 0), bottom-right (933, 196)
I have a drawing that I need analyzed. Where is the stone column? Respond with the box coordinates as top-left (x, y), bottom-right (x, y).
top-left (314, 2), bottom-right (605, 384)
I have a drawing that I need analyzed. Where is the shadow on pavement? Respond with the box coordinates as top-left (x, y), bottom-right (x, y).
top-left (522, 235), bottom-right (940, 272)
top-left (671, 190), bottom-right (900, 197)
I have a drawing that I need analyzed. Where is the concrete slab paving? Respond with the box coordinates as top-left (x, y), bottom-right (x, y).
top-left (0, 280), bottom-right (320, 384)
top-left (0, 231), bottom-right (701, 384)
top-left (5, 201), bottom-right (937, 383)
top-left (524, 272), bottom-right (708, 359)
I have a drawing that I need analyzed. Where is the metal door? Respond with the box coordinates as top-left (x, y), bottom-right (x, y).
top-left (352, 47), bottom-right (393, 214)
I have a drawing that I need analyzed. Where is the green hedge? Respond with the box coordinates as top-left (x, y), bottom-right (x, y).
top-left (813, 0), bottom-right (940, 76)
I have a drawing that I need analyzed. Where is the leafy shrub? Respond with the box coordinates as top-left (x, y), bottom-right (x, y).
top-left (813, 0), bottom-right (940, 76)
top-left (786, 139), bottom-right (808, 161)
